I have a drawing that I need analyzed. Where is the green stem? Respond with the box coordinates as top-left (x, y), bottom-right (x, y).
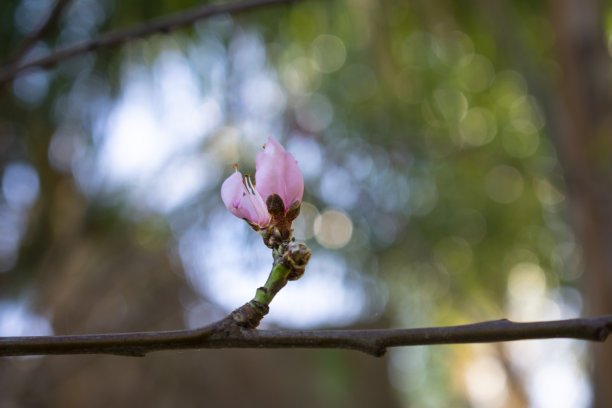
top-left (251, 262), bottom-right (291, 306)
top-left (233, 241), bottom-right (309, 328)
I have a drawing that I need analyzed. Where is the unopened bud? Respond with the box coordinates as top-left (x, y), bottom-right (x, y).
top-left (283, 242), bottom-right (311, 280)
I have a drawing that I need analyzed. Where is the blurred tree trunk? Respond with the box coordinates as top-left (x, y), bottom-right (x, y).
top-left (549, 1), bottom-right (612, 407)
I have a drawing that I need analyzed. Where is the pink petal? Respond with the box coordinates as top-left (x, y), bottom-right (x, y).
top-left (255, 137), bottom-right (304, 210)
top-left (221, 170), bottom-right (245, 211)
top-left (221, 169), bottom-right (270, 227)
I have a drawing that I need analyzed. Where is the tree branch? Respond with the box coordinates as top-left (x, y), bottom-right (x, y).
top-left (0, 0), bottom-right (299, 86)
top-left (6, 0), bottom-right (72, 65)
top-left (2, 315), bottom-right (611, 358)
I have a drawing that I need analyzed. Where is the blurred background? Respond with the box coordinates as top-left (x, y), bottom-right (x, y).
top-left (1, 0), bottom-right (611, 407)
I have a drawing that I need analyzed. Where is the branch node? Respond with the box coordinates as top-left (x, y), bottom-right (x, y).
top-left (232, 301), bottom-right (268, 329)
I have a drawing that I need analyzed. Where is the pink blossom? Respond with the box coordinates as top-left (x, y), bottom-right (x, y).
top-left (221, 168), bottom-right (271, 228)
top-left (255, 137), bottom-right (304, 211)
top-left (221, 137), bottom-right (303, 228)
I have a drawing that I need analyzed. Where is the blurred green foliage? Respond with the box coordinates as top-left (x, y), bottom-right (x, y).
top-left (0, 0), bottom-right (604, 407)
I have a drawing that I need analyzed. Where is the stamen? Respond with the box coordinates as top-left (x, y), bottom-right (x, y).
top-left (233, 164), bottom-right (239, 171)
top-left (241, 175), bottom-right (269, 225)
top-left (242, 174), bottom-right (257, 195)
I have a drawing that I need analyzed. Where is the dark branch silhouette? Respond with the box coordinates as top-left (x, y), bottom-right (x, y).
top-left (0, 0), bottom-right (299, 86)
top-left (6, 0), bottom-right (72, 65)
top-left (2, 315), bottom-right (611, 358)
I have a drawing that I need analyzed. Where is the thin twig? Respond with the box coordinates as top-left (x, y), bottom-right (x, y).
top-left (1, 315), bottom-right (611, 358)
top-left (6, 0), bottom-right (72, 65)
top-left (0, 0), bottom-right (299, 86)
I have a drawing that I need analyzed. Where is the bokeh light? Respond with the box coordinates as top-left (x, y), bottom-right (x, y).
top-left (314, 209), bottom-right (353, 249)
top-left (485, 165), bottom-right (524, 204)
top-left (2, 162), bottom-right (40, 210)
top-left (458, 107), bottom-right (497, 147)
top-left (311, 34), bottom-right (346, 73)
top-left (463, 350), bottom-right (508, 408)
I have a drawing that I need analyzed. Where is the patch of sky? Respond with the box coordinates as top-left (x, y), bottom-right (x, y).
top-left (0, 299), bottom-right (53, 336)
